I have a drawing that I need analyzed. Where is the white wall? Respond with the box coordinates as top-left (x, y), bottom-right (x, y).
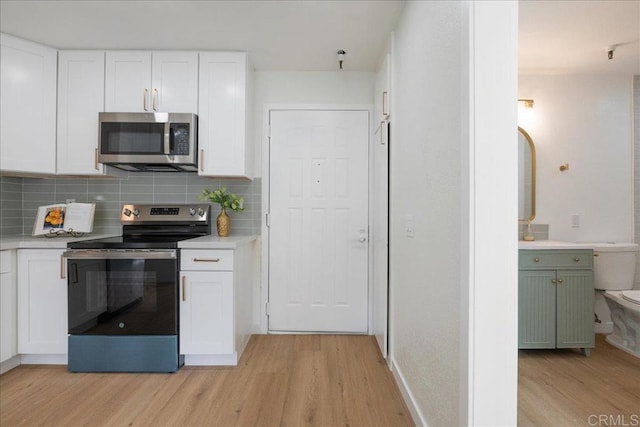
top-left (519, 75), bottom-right (634, 243)
top-left (389, 2), bottom-right (464, 423)
top-left (252, 71), bottom-right (375, 176)
top-left (390, 1), bottom-right (518, 426)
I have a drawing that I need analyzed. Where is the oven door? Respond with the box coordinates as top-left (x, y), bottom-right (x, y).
top-left (64, 249), bottom-right (178, 335)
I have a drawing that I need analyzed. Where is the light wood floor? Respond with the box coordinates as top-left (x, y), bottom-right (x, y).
top-left (518, 334), bottom-right (640, 426)
top-left (0, 335), bottom-right (413, 427)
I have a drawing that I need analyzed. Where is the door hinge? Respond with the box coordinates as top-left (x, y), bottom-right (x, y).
top-left (266, 212), bottom-right (271, 227)
top-left (268, 125), bottom-right (271, 139)
top-left (265, 301), bottom-right (270, 316)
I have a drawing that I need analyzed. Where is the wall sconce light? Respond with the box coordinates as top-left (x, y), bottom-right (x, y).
top-left (337, 50), bottom-right (346, 70)
top-left (518, 99), bottom-right (534, 109)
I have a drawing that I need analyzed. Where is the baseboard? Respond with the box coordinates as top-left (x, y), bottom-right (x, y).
top-left (184, 353), bottom-right (238, 366)
top-left (390, 357), bottom-right (428, 427)
top-left (595, 322), bottom-right (613, 334)
top-left (20, 354), bottom-right (67, 365)
top-left (0, 355), bottom-right (21, 375)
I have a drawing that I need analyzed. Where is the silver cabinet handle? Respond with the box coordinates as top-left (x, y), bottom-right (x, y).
top-left (199, 149), bottom-right (204, 172)
top-left (143, 88), bottom-right (149, 111)
top-left (60, 255), bottom-right (66, 279)
top-left (382, 91), bottom-right (389, 117)
top-left (192, 258), bottom-right (221, 263)
top-left (152, 88), bottom-right (158, 111)
top-left (94, 148), bottom-right (99, 170)
top-left (181, 276), bottom-right (186, 301)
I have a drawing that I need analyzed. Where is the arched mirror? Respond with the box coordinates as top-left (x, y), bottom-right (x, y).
top-left (518, 126), bottom-right (536, 222)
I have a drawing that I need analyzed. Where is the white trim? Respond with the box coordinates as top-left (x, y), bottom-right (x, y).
top-left (20, 354), bottom-right (67, 365)
top-left (595, 322), bottom-right (614, 334)
top-left (390, 357), bottom-right (428, 427)
top-left (0, 355), bottom-right (21, 375)
top-left (184, 353), bottom-right (238, 366)
top-left (261, 104), bottom-right (374, 334)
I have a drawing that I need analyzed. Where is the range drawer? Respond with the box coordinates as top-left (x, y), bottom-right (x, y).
top-left (181, 249), bottom-right (234, 271)
top-left (519, 249), bottom-right (593, 270)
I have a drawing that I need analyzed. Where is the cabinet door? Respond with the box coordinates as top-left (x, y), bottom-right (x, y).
top-left (180, 271), bottom-right (233, 354)
top-left (518, 270), bottom-right (556, 349)
top-left (57, 51), bottom-right (106, 175)
top-left (556, 270), bottom-right (594, 348)
top-left (0, 34), bottom-right (57, 174)
top-left (17, 249), bottom-right (68, 354)
top-left (151, 52), bottom-right (198, 113)
top-left (198, 52), bottom-right (250, 178)
top-left (105, 51), bottom-right (152, 112)
top-left (1, 250), bottom-right (17, 362)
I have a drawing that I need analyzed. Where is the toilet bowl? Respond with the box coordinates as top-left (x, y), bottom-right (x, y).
top-left (593, 243), bottom-right (640, 357)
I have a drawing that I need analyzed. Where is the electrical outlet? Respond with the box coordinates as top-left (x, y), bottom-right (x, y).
top-left (405, 214), bottom-right (415, 238)
top-left (66, 199), bottom-right (75, 204)
top-left (571, 214), bottom-right (580, 228)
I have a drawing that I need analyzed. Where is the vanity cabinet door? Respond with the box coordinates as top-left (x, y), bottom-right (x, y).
top-left (556, 270), bottom-right (595, 349)
top-left (518, 270), bottom-right (557, 349)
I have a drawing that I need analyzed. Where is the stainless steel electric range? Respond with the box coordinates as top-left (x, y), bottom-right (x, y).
top-left (64, 204), bottom-right (211, 373)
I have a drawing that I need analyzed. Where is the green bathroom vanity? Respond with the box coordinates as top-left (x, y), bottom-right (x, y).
top-left (518, 246), bottom-right (595, 355)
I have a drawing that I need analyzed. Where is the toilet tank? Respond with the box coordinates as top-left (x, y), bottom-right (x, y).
top-left (593, 243), bottom-right (639, 291)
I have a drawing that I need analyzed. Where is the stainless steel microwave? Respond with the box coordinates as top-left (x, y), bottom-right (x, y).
top-left (98, 112), bottom-right (198, 172)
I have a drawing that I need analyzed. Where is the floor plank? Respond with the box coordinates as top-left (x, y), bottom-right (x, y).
top-left (518, 334), bottom-right (640, 426)
top-left (0, 335), bottom-right (413, 427)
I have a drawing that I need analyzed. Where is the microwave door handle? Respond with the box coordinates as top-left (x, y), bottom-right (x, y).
top-left (164, 122), bottom-right (172, 155)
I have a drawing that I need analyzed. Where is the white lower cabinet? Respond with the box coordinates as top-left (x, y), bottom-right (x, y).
top-left (180, 271), bottom-right (233, 354)
top-left (179, 245), bottom-right (254, 365)
top-left (1, 250), bottom-right (18, 371)
top-left (17, 249), bottom-right (68, 358)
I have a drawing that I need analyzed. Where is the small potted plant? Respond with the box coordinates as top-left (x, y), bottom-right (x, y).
top-left (199, 186), bottom-right (244, 237)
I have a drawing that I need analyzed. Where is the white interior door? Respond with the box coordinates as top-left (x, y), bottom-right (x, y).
top-left (268, 110), bottom-right (369, 333)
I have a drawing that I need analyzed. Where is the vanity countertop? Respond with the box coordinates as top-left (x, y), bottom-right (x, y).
top-left (518, 240), bottom-right (594, 250)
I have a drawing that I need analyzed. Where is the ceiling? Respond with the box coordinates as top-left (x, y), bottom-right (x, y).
top-left (0, 0), bottom-right (405, 71)
top-left (0, 1), bottom-right (638, 74)
top-left (519, 0), bottom-right (640, 75)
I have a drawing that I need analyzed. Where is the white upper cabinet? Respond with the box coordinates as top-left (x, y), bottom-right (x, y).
top-left (0, 33), bottom-right (57, 175)
top-left (57, 51), bottom-right (107, 175)
top-left (105, 51), bottom-right (198, 113)
top-left (151, 52), bottom-right (199, 113)
top-left (198, 52), bottom-right (251, 179)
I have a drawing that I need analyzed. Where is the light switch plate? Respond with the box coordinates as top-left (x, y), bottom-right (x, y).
top-left (571, 214), bottom-right (580, 228)
top-left (405, 214), bottom-right (415, 238)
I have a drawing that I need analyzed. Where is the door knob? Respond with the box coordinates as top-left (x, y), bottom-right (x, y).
top-left (358, 236), bottom-right (367, 243)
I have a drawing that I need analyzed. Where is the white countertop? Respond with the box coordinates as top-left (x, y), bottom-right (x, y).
top-left (178, 235), bottom-right (258, 249)
top-left (1, 234), bottom-right (259, 251)
top-left (518, 240), bottom-right (595, 250)
top-left (0, 234), bottom-right (117, 251)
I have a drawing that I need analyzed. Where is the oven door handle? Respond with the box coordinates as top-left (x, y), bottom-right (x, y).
top-left (63, 249), bottom-right (177, 260)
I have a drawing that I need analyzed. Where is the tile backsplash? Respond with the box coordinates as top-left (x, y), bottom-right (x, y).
top-left (1, 173), bottom-right (261, 237)
top-left (518, 222), bottom-right (549, 241)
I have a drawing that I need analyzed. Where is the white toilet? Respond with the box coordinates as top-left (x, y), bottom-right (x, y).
top-left (593, 243), bottom-right (640, 357)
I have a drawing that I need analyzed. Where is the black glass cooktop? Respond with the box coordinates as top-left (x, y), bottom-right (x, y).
top-left (67, 234), bottom-right (202, 250)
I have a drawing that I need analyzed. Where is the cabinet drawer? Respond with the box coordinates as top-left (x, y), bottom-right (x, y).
top-left (181, 250), bottom-right (233, 271)
top-left (519, 250), bottom-right (593, 270)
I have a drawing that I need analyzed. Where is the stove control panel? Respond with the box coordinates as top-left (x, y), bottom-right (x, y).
top-left (121, 204), bottom-right (210, 223)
